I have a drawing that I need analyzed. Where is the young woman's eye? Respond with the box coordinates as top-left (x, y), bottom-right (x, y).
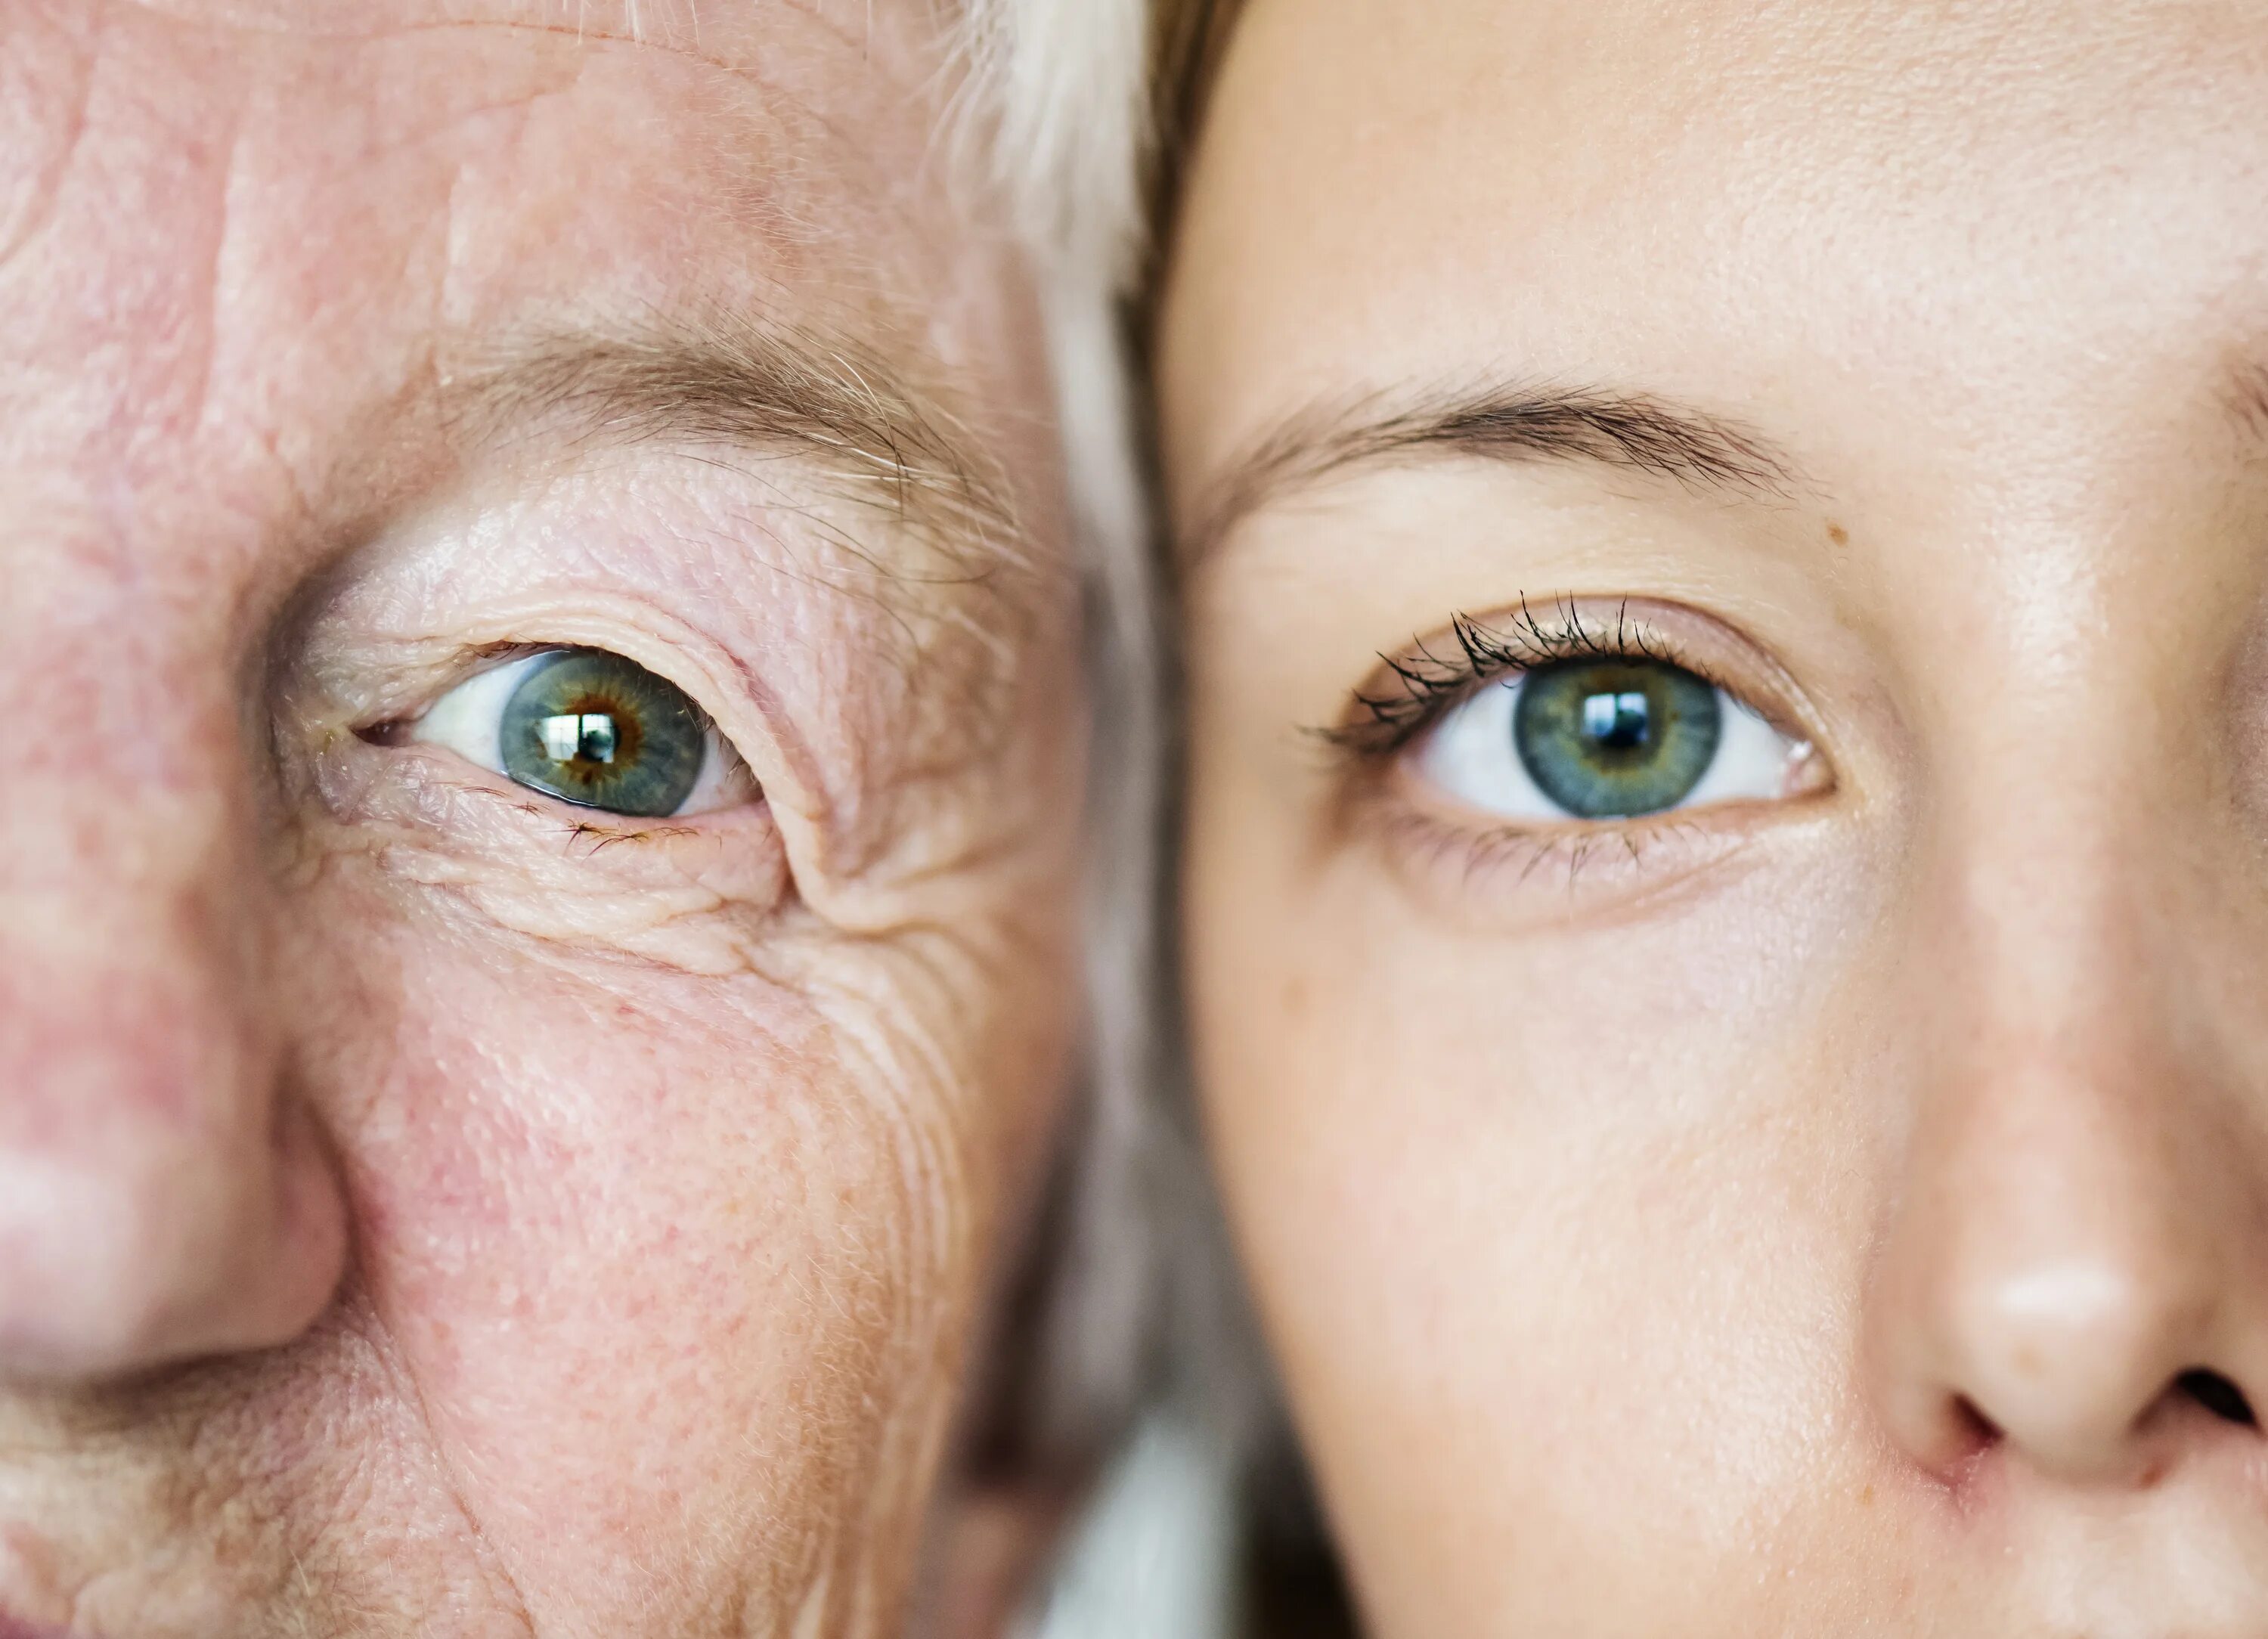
top-left (407, 649), bottom-right (760, 818)
top-left (1412, 656), bottom-right (1808, 822)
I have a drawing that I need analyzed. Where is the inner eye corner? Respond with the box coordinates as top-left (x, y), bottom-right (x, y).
top-left (354, 715), bottom-right (416, 748)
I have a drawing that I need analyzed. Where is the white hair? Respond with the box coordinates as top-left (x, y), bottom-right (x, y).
top-left (953, 7), bottom-right (1278, 1627)
top-left (959, 0), bottom-right (1281, 1495)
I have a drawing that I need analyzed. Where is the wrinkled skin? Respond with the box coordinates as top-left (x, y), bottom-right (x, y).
top-left (1164, 1), bottom-right (2268, 1634)
top-left (0, 2), bottom-right (1080, 1634)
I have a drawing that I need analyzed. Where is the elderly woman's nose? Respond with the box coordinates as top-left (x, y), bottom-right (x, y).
top-left (0, 687), bottom-right (349, 1380)
top-left (1862, 793), bottom-right (2268, 1489)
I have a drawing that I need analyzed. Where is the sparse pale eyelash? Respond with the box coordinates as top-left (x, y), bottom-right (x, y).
top-left (1321, 596), bottom-right (1678, 758)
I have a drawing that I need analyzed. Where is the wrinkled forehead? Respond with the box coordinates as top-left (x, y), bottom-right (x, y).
top-left (107, 0), bottom-right (957, 88)
top-left (14, 0), bottom-right (981, 305)
top-left (2, 0), bottom-right (1057, 581)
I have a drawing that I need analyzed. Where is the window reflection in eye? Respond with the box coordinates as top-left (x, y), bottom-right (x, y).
top-left (408, 648), bottom-right (761, 818)
top-left (1413, 657), bottom-right (1808, 823)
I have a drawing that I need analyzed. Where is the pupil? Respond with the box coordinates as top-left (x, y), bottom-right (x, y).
top-left (498, 649), bottom-right (705, 818)
top-left (1582, 690), bottom-right (1652, 751)
top-left (1511, 658), bottom-right (1722, 820)
top-left (539, 712), bottom-right (619, 765)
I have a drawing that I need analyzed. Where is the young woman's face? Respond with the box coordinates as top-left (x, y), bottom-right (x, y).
top-left (1160, 1), bottom-right (2268, 1630)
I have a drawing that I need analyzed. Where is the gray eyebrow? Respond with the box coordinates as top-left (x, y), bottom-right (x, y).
top-left (438, 315), bottom-right (1022, 566)
top-left (1185, 382), bottom-right (1802, 567)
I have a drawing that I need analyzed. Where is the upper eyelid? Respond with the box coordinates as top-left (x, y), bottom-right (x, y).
top-left (378, 643), bottom-right (729, 743)
top-left (1324, 600), bottom-right (1730, 756)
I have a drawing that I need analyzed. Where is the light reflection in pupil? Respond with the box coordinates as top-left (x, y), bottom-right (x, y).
top-left (1581, 691), bottom-right (1652, 752)
top-left (538, 712), bottom-right (619, 765)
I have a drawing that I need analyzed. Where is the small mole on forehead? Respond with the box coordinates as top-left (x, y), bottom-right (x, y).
top-left (1826, 522), bottom-right (1850, 547)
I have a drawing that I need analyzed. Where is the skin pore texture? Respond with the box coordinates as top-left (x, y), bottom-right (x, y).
top-left (1161, 1), bottom-right (2268, 1634)
top-left (0, 2), bottom-right (1081, 1634)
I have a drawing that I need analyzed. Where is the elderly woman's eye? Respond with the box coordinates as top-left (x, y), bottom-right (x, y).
top-left (407, 648), bottom-right (759, 818)
top-left (1414, 656), bottom-right (1808, 822)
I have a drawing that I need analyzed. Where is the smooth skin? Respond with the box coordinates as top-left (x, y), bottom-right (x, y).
top-left (0, 2), bottom-right (1080, 1634)
top-left (1163, 1), bottom-right (2268, 1632)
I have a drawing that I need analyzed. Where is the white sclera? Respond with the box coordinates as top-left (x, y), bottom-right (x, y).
top-left (1412, 671), bottom-right (1806, 822)
top-left (408, 650), bottom-right (757, 816)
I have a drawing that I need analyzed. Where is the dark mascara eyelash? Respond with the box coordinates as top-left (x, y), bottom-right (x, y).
top-left (1321, 595), bottom-right (1681, 758)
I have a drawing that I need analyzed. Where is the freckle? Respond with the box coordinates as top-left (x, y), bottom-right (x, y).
top-left (1859, 1483), bottom-right (1876, 1507)
top-left (1826, 522), bottom-right (1850, 547)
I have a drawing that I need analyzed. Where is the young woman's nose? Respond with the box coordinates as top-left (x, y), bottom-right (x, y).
top-left (1862, 813), bottom-right (2268, 1489)
top-left (0, 773), bottom-right (349, 1381)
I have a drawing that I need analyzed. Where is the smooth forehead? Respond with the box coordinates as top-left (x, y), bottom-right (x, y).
top-left (1162, 0), bottom-right (2268, 487)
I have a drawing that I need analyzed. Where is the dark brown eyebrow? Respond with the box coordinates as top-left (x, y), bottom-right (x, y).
top-left (1185, 382), bottom-right (1802, 568)
top-left (438, 315), bottom-right (1022, 569)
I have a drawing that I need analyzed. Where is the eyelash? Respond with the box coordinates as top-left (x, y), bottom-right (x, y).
top-left (1321, 596), bottom-right (1709, 758)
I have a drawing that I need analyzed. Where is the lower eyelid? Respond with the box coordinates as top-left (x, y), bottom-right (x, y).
top-left (1362, 791), bottom-right (1796, 931)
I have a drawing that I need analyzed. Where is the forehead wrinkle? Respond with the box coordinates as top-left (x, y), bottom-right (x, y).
top-left (108, 0), bottom-right (957, 64)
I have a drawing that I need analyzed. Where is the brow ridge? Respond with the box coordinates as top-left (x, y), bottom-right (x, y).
top-left (440, 314), bottom-right (1022, 569)
top-left (1187, 382), bottom-right (1800, 568)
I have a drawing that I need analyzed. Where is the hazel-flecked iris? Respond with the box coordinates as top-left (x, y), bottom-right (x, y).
top-left (498, 649), bottom-right (707, 816)
top-left (1513, 658), bottom-right (1722, 819)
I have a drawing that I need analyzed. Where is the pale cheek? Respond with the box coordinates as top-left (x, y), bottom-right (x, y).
top-left (1194, 811), bottom-right (1890, 1627)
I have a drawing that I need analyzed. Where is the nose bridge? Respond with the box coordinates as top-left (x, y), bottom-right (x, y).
top-left (0, 559), bottom-right (265, 1049)
top-left (0, 576), bottom-right (346, 1380)
top-left (1, 771), bottom-right (267, 1133)
top-left (1865, 730), bottom-right (2268, 1485)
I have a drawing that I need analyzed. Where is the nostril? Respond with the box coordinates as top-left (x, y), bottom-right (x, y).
top-left (1952, 1394), bottom-right (2003, 1449)
top-left (2175, 1369), bottom-right (2256, 1427)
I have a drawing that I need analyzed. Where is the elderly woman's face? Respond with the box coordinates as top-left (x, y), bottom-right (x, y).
top-left (0, 2), bottom-right (1080, 1633)
top-left (1163, 0), bottom-right (2268, 1629)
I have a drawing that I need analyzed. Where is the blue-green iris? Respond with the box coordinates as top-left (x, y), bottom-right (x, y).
top-left (1513, 658), bottom-right (1721, 818)
top-left (498, 649), bottom-right (705, 817)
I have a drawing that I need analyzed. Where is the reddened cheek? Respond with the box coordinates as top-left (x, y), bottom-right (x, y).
top-left (308, 915), bottom-right (980, 1621)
